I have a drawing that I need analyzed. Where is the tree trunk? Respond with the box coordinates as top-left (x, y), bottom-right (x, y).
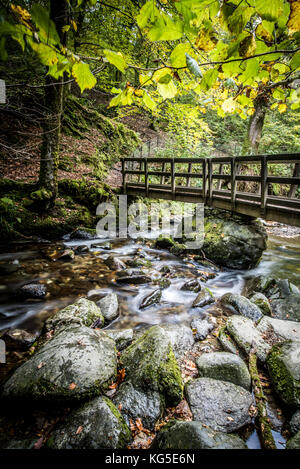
top-left (242, 96), bottom-right (268, 155)
top-left (38, 0), bottom-right (68, 209)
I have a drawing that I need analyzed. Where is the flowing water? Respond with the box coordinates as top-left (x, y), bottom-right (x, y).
top-left (0, 232), bottom-right (299, 449)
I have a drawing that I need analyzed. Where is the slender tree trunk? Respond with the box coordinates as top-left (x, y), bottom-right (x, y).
top-left (38, 0), bottom-right (68, 209)
top-left (242, 96), bottom-right (268, 155)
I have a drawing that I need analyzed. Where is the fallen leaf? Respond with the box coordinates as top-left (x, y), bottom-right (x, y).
top-left (76, 425), bottom-right (83, 435)
top-left (69, 382), bottom-right (77, 390)
top-left (37, 362), bottom-right (46, 369)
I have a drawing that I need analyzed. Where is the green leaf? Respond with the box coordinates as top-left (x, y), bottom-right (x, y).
top-left (148, 15), bottom-right (183, 41)
top-left (186, 53), bottom-right (202, 78)
top-left (255, 0), bottom-right (285, 22)
top-left (157, 79), bottom-right (177, 100)
top-left (136, 1), bottom-right (158, 29)
top-left (170, 43), bottom-right (191, 68)
top-left (240, 58), bottom-right (259, 85)
top-left (290, 52), bottom-right (300, 71)
top-left (72, 62), bottom-right (97, 93)
top-left (143, 92), bottom-right (156, 110)
top-left (31, 4), bottom-right (60, 45)
top-left (29, 41), bottom-right (58, 66)
top-left (200, 69), bottom-right (218, 91)
top-left (103, 49), bottom-right (127, 73)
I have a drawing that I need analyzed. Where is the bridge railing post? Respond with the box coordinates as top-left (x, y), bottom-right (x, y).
top-left (231, 157), bottom-right (237, 211)
top-left (145, 158), bottom-right (149, 197)
top-left (208, 158), bottom-right (213, 206)
top-left (121, 159), bottom-right (126, 194)
top-left (171, 158), bottom-right (175, 198)
top-left (261, 155), bottom-right (268, 217)
top-left (202, 159), bottom-right (207, 203)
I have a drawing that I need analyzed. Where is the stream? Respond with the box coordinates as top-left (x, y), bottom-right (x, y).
top-left (0, 232), bottom-right (300, 449)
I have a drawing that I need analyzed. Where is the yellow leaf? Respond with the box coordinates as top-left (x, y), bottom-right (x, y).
top-left (195, 28), bottom-right (217, 52)
top-left (71, 20), bottom-right (77, 32)
top-left (278, 103), bottom-right (287, 113)
top-left (247, 108), bottom-right (255, 116)
top-left (288, 0), bottom-right (300, 33)
top-left (222, 97), bottom-right (236, 113)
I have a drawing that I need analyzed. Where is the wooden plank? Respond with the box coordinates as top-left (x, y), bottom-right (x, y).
top-left (261, 155), bottom-right (268, 217)
top-left (202, 160), bottom-right (207, 203)
top-left (267, 176), bottom-right (300, 184)
top-left (145, 158), bottom-right (149, 197)
top-left (186, 162), bottom-right (192, 187)
top-left (208, 159), bottom-right (213, 205)
top-left (231, 157), bottom-right (237, 211)
top-left (171, 158), bottom-right (175, 198)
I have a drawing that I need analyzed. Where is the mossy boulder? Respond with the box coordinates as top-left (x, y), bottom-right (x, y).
top-left (249, 293), bottom-right (272, 316)
top-left (286, 431), bottom-right (300, 449)
top-left (45, 298), bottom-right (104, 333)
top-left (120, 325), bottom-right (183, 406)
top-left (196, 352), bottom-right (251, 391)
top-left (47, 396), bottom-right (131, 449)
top-left (267, 341), bottom-right (300, 407)
top-left (2, 324), bottom-right (117, 401)
top-left (97, 293), bottom-right (119, 324)
top-left (192, 288), bottom-right (215, 308)
top-left (152, 420), bottom-right (247, 449)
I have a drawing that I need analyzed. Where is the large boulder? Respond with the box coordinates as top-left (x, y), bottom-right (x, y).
top-left (185, 378), bottom-right (253, 432)
top-left (191, 318), bottom-right (214, 341)
top-left (152, 420), bottom-right (247, 449)
top-left (249, 293), bottom-right (272, 316)
top-left (47, 396), bottom-right (131, 449)
top-left (106, 329), bottom-right (133, 351)
top-left (160, 324), bottom-right (195, 360)
top-left (120, 326), bottom-right (183, 406)
top-left (113, 381), bottom-right (163, 431)
top-left (201, 209), bottom-right (267, 269)
top-left (220, 293), bottom-right (262, 321)
top-left (196, 352), bottom-right (251, 391)
top-left (2, 325), bottom-right (117, 401)
top-left (267, 341), bottom-right (300, 407)
top-left (286, 431), bottom-right (300, 449)
top-left (289, 410), bottom-right (300, 436)
top-left (192, 288), bottom-right (215, 308)
top-left (45, 298), bottom-right (104, 332)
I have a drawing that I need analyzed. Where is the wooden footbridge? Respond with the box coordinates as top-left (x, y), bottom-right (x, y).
top-left (121, 153), bottom-right (300, 227)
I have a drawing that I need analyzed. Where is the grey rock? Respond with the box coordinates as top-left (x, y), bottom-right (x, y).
top-left (218, 327), bottom-right (239, 355)
top-left (2, 324), bottom-right (117, 401)
top-left (4, 328), bottom-right (41, 350)
top-left (181, 279), bottom-right (201, 293)
top-left (47, 396), bottom-right (131, 449)
top-left (18, 283), bottom-right (47, 299)
top-left (0, 261), bottom-right (20, 276)
top-left (185, 377), bottom-right (253, 432)
top-left (226, 316), bottom-right (271, 362)
top-left (45, 298), bottom-right (104, 332)
top-left (286, 431), bottom-right (300, 449)
top-left (74, 245), bottom-right (89, 254)
top-left (161, 324), bottom-right (195, 359)
top-left (270, 295), bottom-right (300, 322)
top-left (104, 256), bottom-right (126, 271)
top-left (56, 249), bottom-right (75, 261)
top-left (289, 410), bottom-right (300, 436)
top-left (116, 270), bottom-right (151, 284)
top-left (113, 381), bottom-right (163, 431)
top-left (192, 288), bottom-right (215, 308)
top-left (70, 229), bottom-right (96, 240)
top-left (196, 352), bottom-right (251, 391)
top-left (257, 316), bottom-right (300, 342)
top-left (152, 420), bottom-right (247, 449)
top-left (249, 293), bottom-right (272, 316)
top-left (220, 293), bottom-right (262, 321)
top-left (97, 293), bottom-right (119, 323)
top-left (191, 318), bottom-right (214, 341)
top-left (140, 289), bottom-right (162, 309)
top-left (106, 329), bottom-right (133, 351)
top-left (121, 325), bottom-right (183, 406)
top-left (267, 340), bottom-right (300, 407)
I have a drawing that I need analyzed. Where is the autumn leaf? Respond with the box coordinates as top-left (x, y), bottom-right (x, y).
top-left (69, 382), bottom-right (77, 390)
top-left (37, 362), bottom-right (46, 369)
top-left (76, 425), bottom-right (83, 435)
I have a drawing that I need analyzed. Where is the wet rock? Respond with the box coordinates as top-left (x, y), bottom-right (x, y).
top-left (4, 328), bottom-right (41, 350)
top-left (70, 229), bottom-right (96, 240)
top-left (161, 324), bottom-right (195, 359)
top-left (249, 293), bottom-right (272, 316)
top-left (97, 293), bottom-right (119, 323)
top-left (104, 256), bottom-right (126, 271)
top-left (181, 279), bottom-right (201, 293)
top-left (0, 260), bottom-right (20, 276)
top-left (140, 289), bottom-right (162, 309)
top-left (18, 283), bottom-right (47, 299)
top-left (286, 431), bottom-right (300, 449)
top-left (218, 327), bottom-right (239, 355)
top-left (192, 288), bottom-right (215, 308)
top-left (289, 410), bottom-right (300, 436)
top-left (152, 420), bottom-right (247, 449)
top-left (185, 377), bottom-right (253, 432)
top-left (92, 241), bottom-right (112, 250)
top-left (113, 381), bottom-right (163, 431)
top-left (55, 249), bottom-right (75, 261)
top-left (154, 236), bottom-right (175, 250)
top-left (116, 270), bottom-right (151, 284)
top-left (267, 340), bottom-right (300, 407)
top-left (191, 318), bottom-right (214, 341)
top-left (226, 316), bottom-right (271, 362)
top-left (196, 352), bottom-right (251, 391)
top-left (220, 293), bottom-right (262, 321)
top-left (47, 396), bottom-right (131, 449)
top-left (106, 329), bottom-right (133, 351)
top-left (121, 325), bottom-right (183, 406)
top-left (270, 295), bottom-right (300, 322)
top-left (159, 265), bottom-right (172, 274)
top-left (73, 245), bottom-right (89, 254)
top-left (201, 209), bottom-right (267, 269)
top-left (45, 298), bottom-right (104, 332)
top-left (2, 324), bottom-right (117, 401)
top-left (256, 316), bottom-right (300, 343)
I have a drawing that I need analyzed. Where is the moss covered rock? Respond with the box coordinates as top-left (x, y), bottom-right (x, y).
top-left (45, 298), bottom-right (104, 333)
top-left (267, 341), bottom-right (300, 407)
top-left (47, 396), bottom-right (131, 449)
top-left (120, 325), bottom-right (183, 406)
top-left (152, 420), bottom-right (247, 449)
top-left (220, 293), bottom-right (262, 321)
top-left (286, 431), bottom-right (300, 449)
top-left (2, 324), bottom-right (117, 401)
